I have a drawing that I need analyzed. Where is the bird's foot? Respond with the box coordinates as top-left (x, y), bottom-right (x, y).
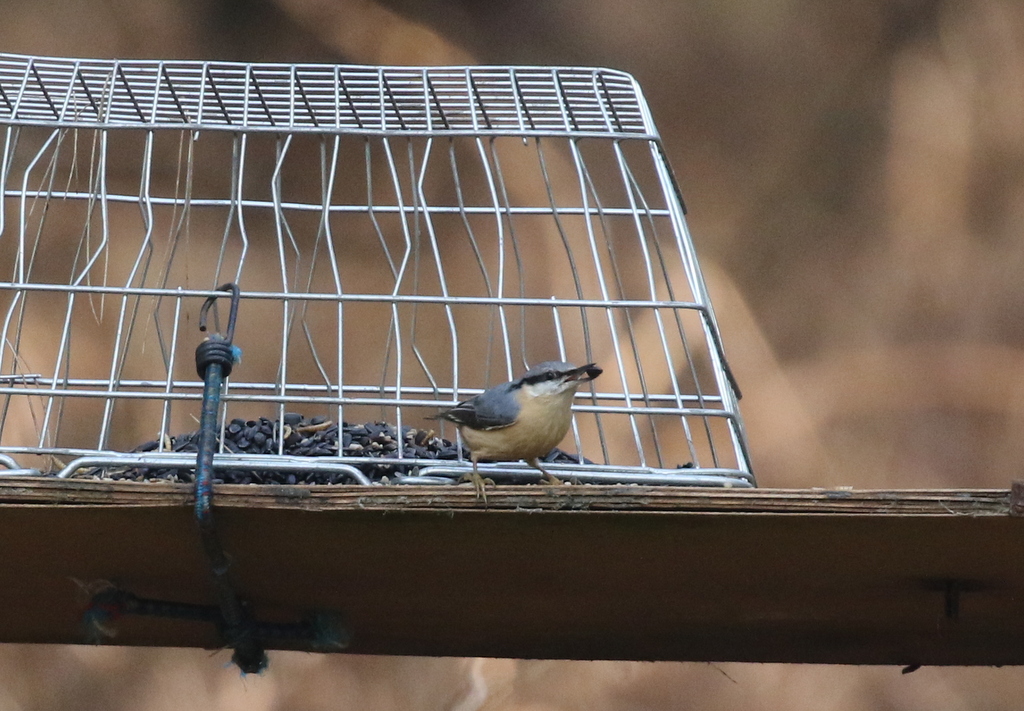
top-left (528, 458), bottom-right (567, 487)
top-left (540, 471), bottom-right (565, 486)
top-left (460, 470), bottom-right (495, 503)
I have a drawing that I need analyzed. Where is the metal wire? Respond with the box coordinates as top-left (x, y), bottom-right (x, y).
top-left (0, 52), bottom-right (754, 487)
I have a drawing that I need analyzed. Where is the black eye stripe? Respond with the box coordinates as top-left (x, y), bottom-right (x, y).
top-left (522, 370), bottom-right (560, 386)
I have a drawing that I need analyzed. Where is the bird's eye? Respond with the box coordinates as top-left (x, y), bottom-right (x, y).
top-left (522, 368), bottom-right (562, 386)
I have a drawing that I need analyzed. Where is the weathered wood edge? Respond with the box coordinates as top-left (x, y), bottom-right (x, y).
top-left (0, 477), bottom-right (1012, 515)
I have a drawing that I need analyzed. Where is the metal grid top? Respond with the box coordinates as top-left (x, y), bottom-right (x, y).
top-left (0, 53), bottom-right (654, 138)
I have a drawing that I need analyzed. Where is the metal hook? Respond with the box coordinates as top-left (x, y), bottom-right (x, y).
top-left (199, 283), bottom-right (241, 341)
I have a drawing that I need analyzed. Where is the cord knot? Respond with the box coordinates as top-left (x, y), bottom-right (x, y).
top-left (195, 336), bottom-right (238, 379)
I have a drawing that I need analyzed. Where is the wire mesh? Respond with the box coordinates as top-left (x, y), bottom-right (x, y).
top-left (0, 53), bottom-right (753, 487)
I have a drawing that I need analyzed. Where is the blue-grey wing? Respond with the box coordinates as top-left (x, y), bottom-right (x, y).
top-left (438, 383), bottom-right (519, 430)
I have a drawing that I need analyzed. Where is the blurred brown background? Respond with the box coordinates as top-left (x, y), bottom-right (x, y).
top-left (4, 0), bottom-right (1024, 707)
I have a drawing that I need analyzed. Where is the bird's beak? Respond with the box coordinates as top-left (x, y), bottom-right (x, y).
top-left (569, 363), bottom-right (602, 382)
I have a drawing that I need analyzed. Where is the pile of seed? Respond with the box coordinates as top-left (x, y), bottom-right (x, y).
top-left (87, 413), bottom-right (593, 485)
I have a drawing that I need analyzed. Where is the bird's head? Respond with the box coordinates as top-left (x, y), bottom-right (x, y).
top-left (516, 361), bottom-right (602, 398)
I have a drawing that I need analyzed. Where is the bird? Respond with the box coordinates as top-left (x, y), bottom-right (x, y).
top-left (435, 360), bottom-right (602, 498)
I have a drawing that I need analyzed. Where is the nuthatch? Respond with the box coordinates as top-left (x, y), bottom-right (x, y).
top-left (436, 361), bottom-right (602, 497)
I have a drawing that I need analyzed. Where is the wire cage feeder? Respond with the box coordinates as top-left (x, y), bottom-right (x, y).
top-left (0, 52), bottom-right (754, 490)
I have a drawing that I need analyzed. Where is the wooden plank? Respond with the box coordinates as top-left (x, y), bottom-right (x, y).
top-left (0, 478), bottom-right (1011, 514)
top-left (0, 478), bottom-right (1021, 666)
